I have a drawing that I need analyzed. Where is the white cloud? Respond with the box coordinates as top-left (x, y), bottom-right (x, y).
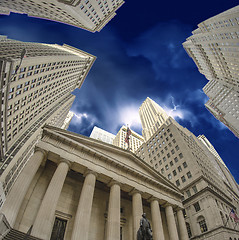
top-left (118, 104), bottom-right (142, 129)
top-left (70, 111), bottom-right (94, 126)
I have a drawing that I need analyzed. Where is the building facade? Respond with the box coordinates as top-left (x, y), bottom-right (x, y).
top-left (0, 0), bottom-right (124, 32)
top-left (0, 36), bottom-right (96, 198)
top-left (90, 126), bottom-right (116, 144)
top-left (183, 5), bottom-right (239, 138)
top-left (136, 98), bottom-right (239, 239)
top-left (60, 111), bottom-right (74, 130)
top-left (139, 97), bottom-right (171, 141)
top-left (203, 79), bottom-right (239, 138)
top-left (1, 125), bottom-right (189, 240)
top-left (113, 125), bottom-right (144, 153)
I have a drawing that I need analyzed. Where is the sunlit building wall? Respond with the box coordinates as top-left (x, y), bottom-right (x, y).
top-left (90, 126), bottom-right (115, 144)
top-left (183, 5), bottom-right (239, 138)
top-left (0, 0), bottom-right (124, 32)
top-left (203, 80), bottom-right (239, 137)
top-left (137, 98), bottom-right (239, 239)
top-left (0, 35), bottom-right (96, 196)
top-left (113, 125), bottom-right (144, 153)
top-left (139, 97), bottom-right (171, 141)
top-left (59, 110), bottom-right (74, 130)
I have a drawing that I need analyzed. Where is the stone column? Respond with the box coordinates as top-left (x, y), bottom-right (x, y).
top-left (150, 198), bottom-right (165, 240)
top-left (106, 180), bottom-right (121, 240)
top-left (71, 170), bottom-right (97, 240)
top-left (31, 159), bottom-right (70, 240)
top-left (165, 204), bottom-right (179, 240)
top-left (177, 209), bottom-right (189, 240)
top-left (1, 149), bottom-right (47, 227)
top-left (131, 190), bottom-right (143, 240)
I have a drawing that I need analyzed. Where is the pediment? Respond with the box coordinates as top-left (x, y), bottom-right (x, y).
top-left (41, 125), bottom-right (181, 198)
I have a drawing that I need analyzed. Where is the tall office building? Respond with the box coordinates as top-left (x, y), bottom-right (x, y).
top-left (183, 5), bottom-right (239, 138)
top-left (197, 134), bottom-right (226, 167)
top-left (139, 97), bottom-right (171, 141)
top-left (0, 0), bottom-right (124, 32)
top-left (60, 110), bottom-right (74, 130)
top-left (0, 35), bottom-right (96, 196)
top-left (136, 98), bottom-right (239, 239)
top-left (113, 125), bottom-right (144, 153)
top-left (90, 126), bottom-right (116, 144)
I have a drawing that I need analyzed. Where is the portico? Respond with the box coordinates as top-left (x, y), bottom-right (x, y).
top-left (1, 125), bottom-right (188, 240)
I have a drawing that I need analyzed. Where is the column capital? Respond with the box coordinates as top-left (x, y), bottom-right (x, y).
top-left (59, 158), bottom-right (71, 168)
top-left (175, 206), bottom-right (184, 212)
top-left (147, 196), bottom-right (159, 203)
top-left (129, 188), bottom-right (142, 196)
top-left (163, 202), bottom-right (173, 208)
top-left (107, 179), bottom-right (122, 188)
top-left (83, 169), bottom-right (98, 178)
top-left (34, 147), bottom-right (48, 160)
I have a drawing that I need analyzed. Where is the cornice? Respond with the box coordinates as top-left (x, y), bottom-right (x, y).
top-left (182, 186), bottom-right (236, 209)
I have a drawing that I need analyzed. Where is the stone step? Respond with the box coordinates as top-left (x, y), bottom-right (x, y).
top-left (3, 228), bottom-right (42, 240)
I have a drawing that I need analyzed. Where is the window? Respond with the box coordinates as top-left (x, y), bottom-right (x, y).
top-left (194, 202), bottom-right (201, 212)
top-left (187, 171), bottom-right (192, 179)
top-left (171, 149), bottom-right (175, 154)
top-left (186, 190), bottom-right (191, 197)
top-left (181, 176), bottom-right (186, 183)
top-left (192, 186), bottom-right (198, 193)
top-left (183, 209), bottom-right (187, 218)
top-left (186, 222), bottom-right (192, 238)
top-left (183, 162), bottom-right (188, 168)
top-left (175, 145), bottom-right (179, 151)
top-left (168, 174), bottom-right (172, 180)
top-left (198, 217), bottom-right (207, 233)
top-left (50, 217), bottom-right (67, 240)
top-left (165, 165), bottom-right (169, 170)
top-left (159, 160), bottom-right (162, 165)
top-left (173, 170), bottom-right (177, 176)
top-left (161, 168), bottom-right (164, 174)
top-left (176, 180), bottom-right (180, 186)
top-left (174, 157), bottom-right (178, 163)
top-left (178, 166), bottom-right (182, 172)
top-left (163, 157), bottom-right (166, 162)
top-left (179, 153), bottom-right (183, 159)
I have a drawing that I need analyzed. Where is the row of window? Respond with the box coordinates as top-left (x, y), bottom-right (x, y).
top-left (175, 171), bottom-right (192, 186)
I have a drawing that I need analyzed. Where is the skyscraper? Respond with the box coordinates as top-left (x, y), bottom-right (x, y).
top-left (113, 125), bottom-right (144, 152)
top-left (0, 36), bottom-right (96, 196)
top-left (183, 5), bottom-right (239, 138)
top-left (0, 0), bottom-right (124, 32)
top-left (139, 97), bottom-right (171, 141)
top-left (136, 97), bottom-right (239, 239)
top-left (90, 126), bottom-right (116, 144)
top-left (60, 110), bottom-right (74, 130)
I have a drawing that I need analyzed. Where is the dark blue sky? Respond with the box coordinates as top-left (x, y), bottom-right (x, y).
top-left (0, 1), bottom-right (238, 182)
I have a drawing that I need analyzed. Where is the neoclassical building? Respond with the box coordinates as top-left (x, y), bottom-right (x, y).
top-left (1, 125), bottom-right (189, 240)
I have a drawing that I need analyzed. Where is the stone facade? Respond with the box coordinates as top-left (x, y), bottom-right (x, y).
top-left (183, 6), bottom-right (239, 138)
top-left (1, 125), bottom-right (189, 240)
top-left (113, 125), bottom-right (144, 153)
top-left (0, 0), bottom-right (124, 32)
top-left (0, 35), bottom-right (96, 198)
top-left (136, 117), bottom-right (239, 239)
